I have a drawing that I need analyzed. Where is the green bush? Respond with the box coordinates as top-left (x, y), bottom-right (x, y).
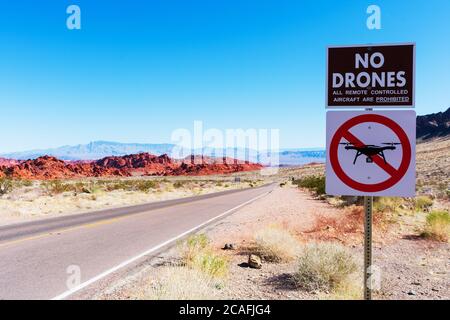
top-left (190, 250), bottom-right (229, 278)
top-left (293, 176), bottom-right (326, 195)
top-left (0, 178), bottom-right (13, 195)
top-left (421, 210), bottom-right (450, 242)
top-left (180, 234), bottom-right (209, 263)
top-left (294, 242), bottom-right (358, 292)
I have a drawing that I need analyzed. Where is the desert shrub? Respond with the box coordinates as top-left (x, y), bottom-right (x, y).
top-left (189, 250), bottom-right (229, 278)
top-left (134, 267), bottom-right (221, 300)
top-left (253, 227), bottom-right (300, 262)
top-left (293, 175), bottom-right (325, 196)
top-left (179, 234), bottom-right (228, 278)
top-left (373, 197), bottom-right (405, 213)
top-left (42, 180), bottom-right (72, 195)
top-left (70, 181), bottom-right (100, 194)
top-left (421, 210), bottom-right (450, 242)
top-left (136, 180), bottom-right (158, 192)
top-left (319, 277), bottom-right (362, 300)
top-left (294, 242), bottom-right (358, 292)
top-left (173, 181), bottom-right (184, 189)
top-left (13, 179), bottom-right (33, 188)
top-left (0, 178), bottom-right (13, 195)
top-left (74, 182), bottom-right (90, 193)
top-left (179, 234), bottom-right (209, 264)
top-left (103, 180), bottom-right (127, 191)
top-left (99, 179), bottom-right (158, 192)
top-left (180, 234), bottom-right (209, 262)
top-left (415, 196), bottom-right (433, 212)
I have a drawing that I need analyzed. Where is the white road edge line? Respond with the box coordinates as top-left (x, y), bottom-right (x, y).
top-left (51, 188), bottom-right (271, 300)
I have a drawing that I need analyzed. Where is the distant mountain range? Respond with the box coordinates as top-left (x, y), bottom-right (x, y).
top-left (3, 108), bottom-right (446, 165)
top-left (416, 107), bottom-right (450, 141)
top-left (0, 141), bottom-right (326, 166)
top-left (0, 141), bottom-right (175, 161)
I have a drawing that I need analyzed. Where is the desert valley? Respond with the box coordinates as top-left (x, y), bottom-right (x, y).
top-left (0, 108), bottom-right (448, 300)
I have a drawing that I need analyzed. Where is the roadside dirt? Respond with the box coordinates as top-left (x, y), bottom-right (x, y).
top-left (93, 185), bottom-right (449, 300)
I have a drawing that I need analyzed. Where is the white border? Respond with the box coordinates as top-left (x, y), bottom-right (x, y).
top-left (325, 42), bottom-right (416, 109)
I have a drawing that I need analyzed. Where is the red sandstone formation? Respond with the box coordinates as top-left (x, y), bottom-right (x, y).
top-left (0, 158), bottom-right (19, 167)
top-left (0, 153), bottom-right (262, 180)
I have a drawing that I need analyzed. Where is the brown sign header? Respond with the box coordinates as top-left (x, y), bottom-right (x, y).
top-left (326, 43), bottom-right (415, 108)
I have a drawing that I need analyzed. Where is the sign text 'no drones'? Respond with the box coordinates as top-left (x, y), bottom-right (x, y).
top-left (327, 43), bottom-right (415, 108)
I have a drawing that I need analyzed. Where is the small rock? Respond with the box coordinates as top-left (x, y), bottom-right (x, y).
top-left (223, 243), bottom-right (236, 250)
top-left (407, 290), bottom-right (416, 296)
top-left (411, 281), bottom-right (421, 286)
top-left (432, 288), bottom-right (439, 292)
top-left (248, 254), bottom-right (262, 269)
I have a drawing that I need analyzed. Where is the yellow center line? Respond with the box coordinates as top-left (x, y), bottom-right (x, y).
top-left (0, 188), bottom-right (258, 250)
top-left (0, 216), bottom-right (125, 249)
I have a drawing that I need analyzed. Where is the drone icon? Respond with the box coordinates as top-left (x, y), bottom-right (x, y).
top-left (339, 142), bottom-right (401, 165)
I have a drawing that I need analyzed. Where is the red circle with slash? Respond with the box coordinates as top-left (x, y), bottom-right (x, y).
top-left (329, 114), bottom-right (411, 192)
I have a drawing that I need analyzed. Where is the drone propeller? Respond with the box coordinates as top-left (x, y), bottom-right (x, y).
top-left (382, 142), bottom-right (401, 145)
top-left (339, 142), bottom-right (352, 145)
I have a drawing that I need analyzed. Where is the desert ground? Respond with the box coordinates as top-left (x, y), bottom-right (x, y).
top-left (0, 174), bottom-right (266, 226)
top-left (71, 139), bottom-right (450, 300)
top-left (0, 139), bottom-right (448, 300)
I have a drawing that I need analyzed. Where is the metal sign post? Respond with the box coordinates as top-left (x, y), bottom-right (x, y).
top-left (363, 195), bottom-right (373, 300)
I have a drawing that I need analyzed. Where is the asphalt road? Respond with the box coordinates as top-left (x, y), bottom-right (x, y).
top-left (0, 184), bottom-right (274, 300)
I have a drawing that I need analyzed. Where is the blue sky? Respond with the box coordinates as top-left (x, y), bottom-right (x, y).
top-left (0, 0), bottom-right (449, 153)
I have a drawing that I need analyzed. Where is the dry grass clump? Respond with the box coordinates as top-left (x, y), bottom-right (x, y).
top-left (132, 234), bottom-right (228, 300)
top-left (293, 242), bottom-right (358, 292)
top-left (132, 266), bottom-right (222, 300)
top-left (319, 276), bottom-right (362, 300)
top-left (420, 210), bottom-right (450, 242)
top-left (373, 197), bottom-right (405, 214)
top-left (179, 234), bottom-right (229, 278)
top-left (253, 227), bottom-right (300, 262)
top-left (414, 196), bottom-right (433, 212)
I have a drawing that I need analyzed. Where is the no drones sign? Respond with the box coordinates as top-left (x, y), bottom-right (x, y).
top-left (327, 43), bottom-right (415, 107)
top-left (326, 110), bottom-right (416, 197)
top-left (325, 42), bottom-right (417, 300)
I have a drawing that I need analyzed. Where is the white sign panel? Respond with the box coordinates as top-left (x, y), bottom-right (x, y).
top-left (326, 110), bottom-right (416, 196)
